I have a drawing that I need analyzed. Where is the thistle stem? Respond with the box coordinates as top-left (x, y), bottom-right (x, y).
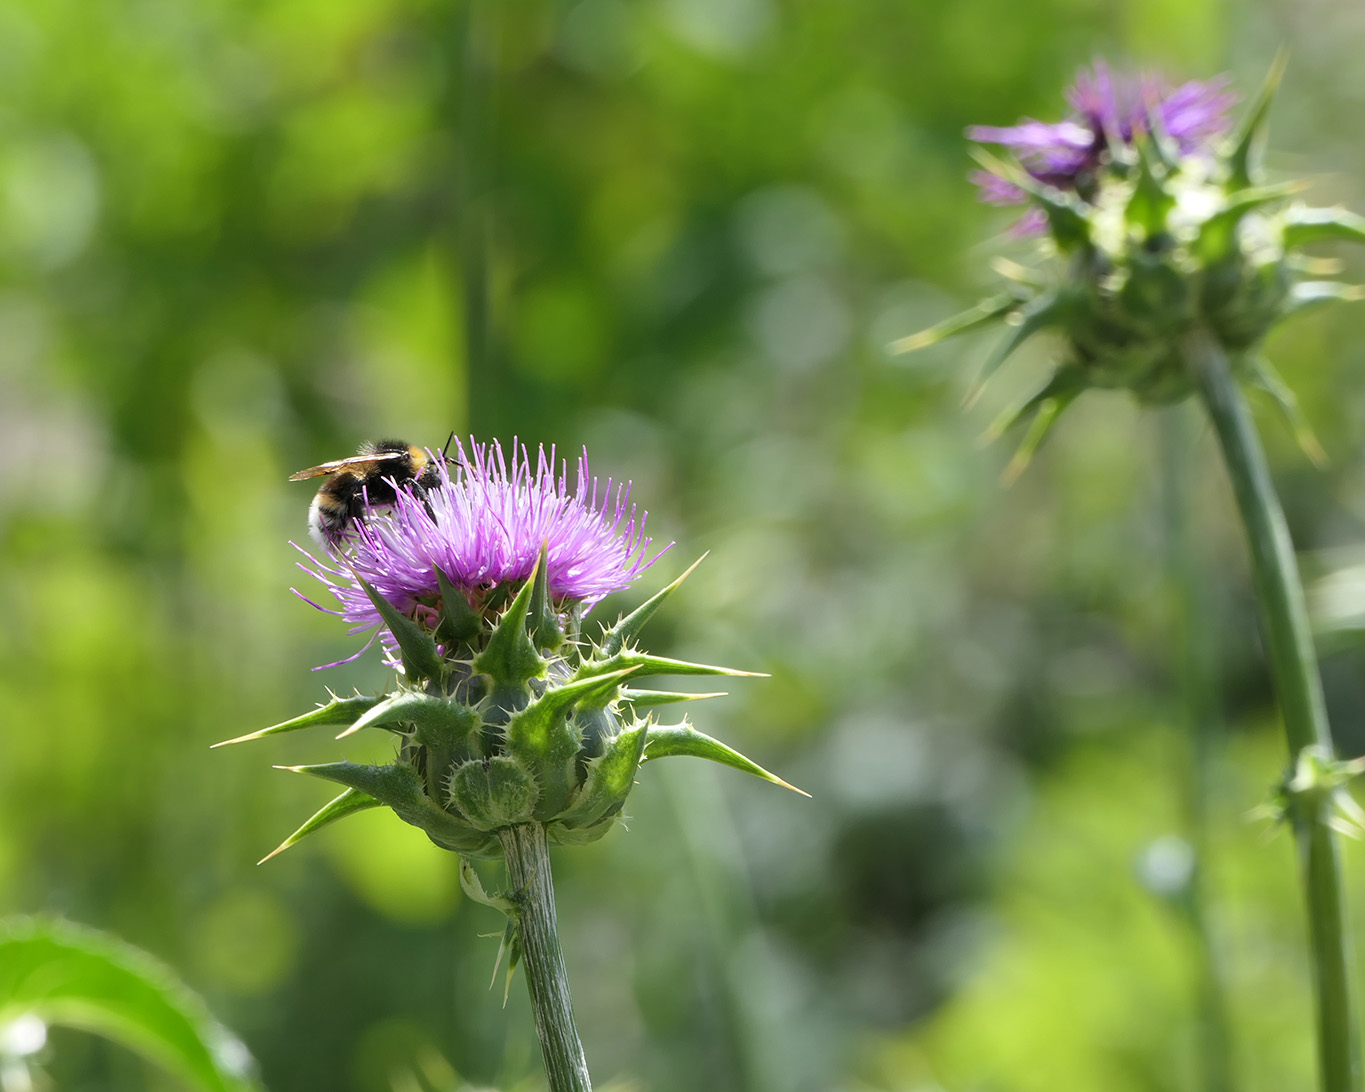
top-left (1186, 327), bottom-right (1361, 1092)
top-left (498, 823), bottom-right (592, 1092)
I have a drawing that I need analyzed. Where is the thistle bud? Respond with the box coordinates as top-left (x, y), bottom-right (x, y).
top-left (221, 438), bottom-right (803, 864)
top-left (897, 58), bottom-right (1365, 472)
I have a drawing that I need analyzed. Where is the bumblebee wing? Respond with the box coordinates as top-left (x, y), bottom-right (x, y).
top-left (288, 451), bottom-right (407, 481)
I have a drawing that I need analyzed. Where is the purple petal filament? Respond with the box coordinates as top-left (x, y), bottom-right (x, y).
top-left (967, 60), bottom-right (1237, 214)
top-left (296, 438), bottom-right (668, 662)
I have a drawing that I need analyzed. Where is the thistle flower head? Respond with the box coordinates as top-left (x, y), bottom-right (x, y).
top-left (896, 57), bottom-right (1365, 477)
top-left (299, 438), bottom-right (663, 661)
top-left (223, 435), bottom-right (802, 866)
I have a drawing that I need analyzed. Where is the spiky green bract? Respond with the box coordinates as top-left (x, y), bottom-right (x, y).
top-left (356, 575), bottom-right (444, 684)
top-left (211, 692), bottom-right (383, 748)
top-left (1259, 746), bottom-right (1365, 840)
top-left (231, 557), bottom-right (802, 862)
top-left (897, 63), bottom-right (1365, 474)
top-left (643, 721), bottom-right (811, 796)
top-left (259, 788), bottom-right (379, 864)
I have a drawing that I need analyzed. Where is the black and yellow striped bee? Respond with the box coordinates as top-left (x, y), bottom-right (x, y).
top-left (289, 439), bottom-right (446, 551)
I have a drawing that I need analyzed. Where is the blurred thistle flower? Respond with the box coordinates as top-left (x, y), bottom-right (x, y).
top-left (896, 55), bottom-right (1365, 479)
top-left (897, 58), bottom-right (1365, 1090)
top-left (968, 61), bottom-right (1237, 213)
top-left (222, 435), bottom-right (802, 862)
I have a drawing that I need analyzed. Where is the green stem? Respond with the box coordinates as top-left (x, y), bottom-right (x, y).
top-left (1186, 327), bottom-right (1360, 1092)
top-left (498, 823), bottom-right (592, 1092)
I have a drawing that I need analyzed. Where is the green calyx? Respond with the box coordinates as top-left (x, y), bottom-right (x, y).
top-left (896, 61), bottom-right (1364, 476)
top-left (223, 556), bottom-right (804, 863)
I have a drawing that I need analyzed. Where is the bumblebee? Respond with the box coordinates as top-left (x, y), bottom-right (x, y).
top-left (290, 439), bottom-right (444, 551)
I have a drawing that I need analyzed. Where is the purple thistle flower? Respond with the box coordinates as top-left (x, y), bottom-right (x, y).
top-left (296, 437), bottom-right (668, 663)
top-left (967, 60), bottom-right (1237, 214)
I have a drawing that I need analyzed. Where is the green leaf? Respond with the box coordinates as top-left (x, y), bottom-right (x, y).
top-left (1000, 389), bottom-right (1082, 485)
top-left (456, 862), bottom-right (522, 1003)
top-left (1137, 102), bottom-right (1180, 175)
top-left (0, 917), bottom-right (260, 1092)
top-left (458, 858), bottom-right (515, 913)
top-left (447, 756), bottom-right (539, 831)
top-left (355, 576), bottom-right (444, 683)
top-left (546, 821), bottom-right (616, 847)
top-left (434, 566), bottom-right (481, 647)
top-left (526, 541), bottom-right (563, 653)
top-left (513, 669), bottom-right (639, 738)
top-left (1282, 280), bottom-right (1365, 319)
top-left (504, 667), bottom-right (638, 817)
top-left (600, 554), bottom-right (706, 657)
top-left (1284, 206), bottom-right (1365, 249)
top-left (621, 688), bottom-right (728, 708)
top-left (1228, 50), bottom-right (1287, 189)
top-left (990, 257), bottom-right (1049, 289)
top-left (335, 688), bottom-right (484, 801)
top-left (978, 369), bottom-right (1086, 485)
top-left (1197, 182), bottom-right (1305, 261)
top-left (491, 919), bottom-right (522, 1007)
top-left (1247, 357), bottom-right (1329, 468)
top-left (212, 692), bottom-right (383, 748)
top-left (259, 788), bottom-right (381, 864)
top-left (887, 293), bottom-right (1017, 355)
top-left (472, 559), bottom-right (545, 689)
top-left (642, 721), bottom-right (808, 795)
top-left (1126, 136), bottom-right (1176, 236)
top-left (981, 368), bottom-right (1085, 444)
top-left (335, 689), bottom-right (479, 744)
top-left (963, 292), bottom-right (1065, 409)
top-left (556, 723), bottom-right (648, 829)
top-left (581, 651), bottom-right (766, 682)
top-left (278, 762), bottom-right (497, 856)
top-left (970, 147), bottom-right (1091, 249)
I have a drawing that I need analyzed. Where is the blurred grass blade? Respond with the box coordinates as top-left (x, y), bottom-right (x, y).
top-left (0, 917), bottom-right (261, 1092)
top-left (1248, 357), bottom-right (1329, 468)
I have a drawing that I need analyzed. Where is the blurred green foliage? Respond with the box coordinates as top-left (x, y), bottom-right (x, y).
top-left (0, 917), bottom-right (261, 1092)
top-left (5, 0), bottom-right (1365, 1089)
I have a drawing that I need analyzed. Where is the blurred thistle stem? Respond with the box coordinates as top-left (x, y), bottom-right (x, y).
top-left (1160, 404), bottom-right (1233, 1092)
top-left (498, 823), bottom-right (593, 1092)
top-left (1186, 327), bottom-right (1361, 1092)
